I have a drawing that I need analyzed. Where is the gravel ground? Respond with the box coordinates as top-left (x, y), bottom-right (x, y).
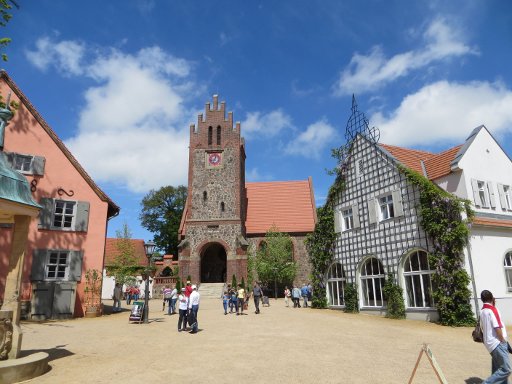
top-left (19, 297), bottom-right (492, 384)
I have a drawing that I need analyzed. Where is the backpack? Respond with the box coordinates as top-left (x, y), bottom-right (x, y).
top-left (472, 319), bottom-right (483, 343)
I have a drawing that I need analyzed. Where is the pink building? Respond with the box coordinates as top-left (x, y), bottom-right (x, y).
top-left (0, 71), bottom-right (119, 319)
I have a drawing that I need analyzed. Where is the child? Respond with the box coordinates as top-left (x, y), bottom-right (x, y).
top-left (222, 291), bottom-right (230, 315)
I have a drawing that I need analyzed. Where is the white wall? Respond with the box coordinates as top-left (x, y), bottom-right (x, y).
top-left (101, 269), bottom-right (154, 300)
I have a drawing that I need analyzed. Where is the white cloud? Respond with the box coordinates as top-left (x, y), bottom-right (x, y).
top-left (372, 80), bottom-right (512, 147)
top-left (241, 109), bottom-right (294, 139)
top-left (25, 37), bottom-right (85, 76)
top-left (285, 119), bottom-right (337, 159)
top-left (245, 167), bottom-right (274, 182)
top-left (333, 18), bottom-right (478, 95)
top-left (26, 36), bottom-right (196, 193)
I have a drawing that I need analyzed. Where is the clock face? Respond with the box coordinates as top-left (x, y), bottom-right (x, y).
top-left (208, 153), bottom-right (222, 166)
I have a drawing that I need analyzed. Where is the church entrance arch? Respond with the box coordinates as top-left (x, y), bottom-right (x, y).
top-left (200, 242), bottom-right (227, 283)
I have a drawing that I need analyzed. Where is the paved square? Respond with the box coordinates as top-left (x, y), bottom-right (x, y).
top-left (20, 298), bottom-right (491, 383)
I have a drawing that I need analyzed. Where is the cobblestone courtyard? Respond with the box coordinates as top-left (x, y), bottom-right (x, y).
top-left (20, 298), bottom-right (491, 383)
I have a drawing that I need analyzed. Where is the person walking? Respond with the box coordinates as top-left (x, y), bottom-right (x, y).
top-left (222, 291), bottom-right (230, 315)
top-left (292, 285), bottom-right (301, 308)
top-left (113, 283), bottom-right (122, 313)
top-left (177, 287), bottom-right (188, 332)
top-left (237, 283), bottom-right (246, 315)
top-left (480, 289), bottom-right (511, 383)
top-left (188, 285), bottom-right (200, 333)
top-left (252, 281), bottom-right (264, 314)
top-left (301, 284), bottom-right (309, 308)
top-left (162, 285), bottom-right (172, 313)
top-left (230, 286), bottom-right (238, 314)
top-left (284, 286), bottom-right (291, 307)
top-left (170, 285), bottom-right (178, 315)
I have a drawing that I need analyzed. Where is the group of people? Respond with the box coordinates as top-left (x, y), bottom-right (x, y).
top-left (176, 281), bottom-right (200, 333)
top-left (284, 283), bottom-right (312, 308)
top-left (125, 286), bottom-right (140, 305)
top-left (222, 281), bottom-right (265, 315)
top-left (162, 285), bottom-right (178, 315)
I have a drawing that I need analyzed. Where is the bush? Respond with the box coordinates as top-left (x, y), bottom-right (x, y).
top-left (231, 274), bottom-right (237, 289)
top-left (383, 274), bottom-right (405, 319)
top-left (344, 283), bottom-right (359, 313)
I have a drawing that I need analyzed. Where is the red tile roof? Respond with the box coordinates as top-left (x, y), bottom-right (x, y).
top-left (104, 238), bottom-right (148, 267)
top-left (472, 217), bottom-right (512, 229)
top-left (380, 143), bottom-right (462, 180)
top-left (245, 178), bottom-right (317, 234)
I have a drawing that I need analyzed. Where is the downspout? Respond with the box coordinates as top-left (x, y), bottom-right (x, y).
top-left (465, 225), bottom-right (479, 318)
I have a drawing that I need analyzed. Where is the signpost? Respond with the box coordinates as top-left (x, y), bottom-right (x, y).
top-left (408, 343), bottom-right (448, 384)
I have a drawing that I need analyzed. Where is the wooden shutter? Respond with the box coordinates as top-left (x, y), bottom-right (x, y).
top-left (497, 184), bottom-right (507, 210)
top-left (487, 182), bottom-right (496, 208)
top-left (392, 190), bottom-right (404, 217)
top-left (352, 203), bottom-right (360, 228)
top-left (471, 179), bottom-right (482, 207)
top-left (31, 249), bottom-right (47, 281)
top-left (334, 209), bottom-right (341, 233)
top-left (68, 251), bottom-right (83, 281)
top-left (38, 198), bottom-right (54, 229)
top-left (4, 151), bottom-right (14, 168)
top-left (368, 198), bottom-right (377, 224)
top-left (32, 156), bottom-right (46, 176)
top-left (74, 201), bottom-right (90, 232)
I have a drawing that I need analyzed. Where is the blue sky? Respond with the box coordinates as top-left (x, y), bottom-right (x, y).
top-left (3, 1), bottom-right (512, 246)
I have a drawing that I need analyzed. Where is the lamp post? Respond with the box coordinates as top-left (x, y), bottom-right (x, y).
top-left (143, 240), bottom-right (156, 324)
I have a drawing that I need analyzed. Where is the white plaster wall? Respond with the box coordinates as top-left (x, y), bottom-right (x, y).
top-left (466, 227), bottom-right (512, 324)
top-left (101, 270), bottom-right (154, 300)
top-left (457, 128), bottom-right (512, 216)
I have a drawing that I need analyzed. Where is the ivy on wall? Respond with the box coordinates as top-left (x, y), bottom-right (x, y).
top-left (400, 166), bottom-right (475, 326)
top-left (383, 273), bottom-right (405, 319)
top-left (343, 283), bottom-right (359, 313)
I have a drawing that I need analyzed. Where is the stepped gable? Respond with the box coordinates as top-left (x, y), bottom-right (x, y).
top-left (245, 178), bottom-right (317, 234)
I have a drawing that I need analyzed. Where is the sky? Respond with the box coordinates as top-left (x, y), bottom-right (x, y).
top-left (2, 1), bottom-right (512, 246)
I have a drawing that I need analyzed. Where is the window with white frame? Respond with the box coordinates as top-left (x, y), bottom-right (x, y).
top-left (327, 263), bottom-right (346, 306)
top-left (504, 252), bottom-right (512, 290)
top-left (498, 184), bottom-right (512, 211)
top-left (471, 179), bottom-right (495, 208)
top-left (53, 200), bottom-right (76, 229)
top-left (342, 208), bottom-right (354, 231)
top-left (403, 250), bottom-right (435, 308)
top-left (13, 154), bottom-right (33, 173)
top-left (360, 257), bottom-right (386, 307)
top-left (478, 181), bottom-right (488, 207)
top-left (379, 194), bottom-right (394, 220)
top-left (5, 152), bottom-right (46, 175)
top-left (45, 250), bottom-right (70, 280)
top-left (368, 191), bottom-right (403, 224)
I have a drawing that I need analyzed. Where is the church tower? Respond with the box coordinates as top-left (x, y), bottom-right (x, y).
top-left (178, 95), bottom-right (248, 284)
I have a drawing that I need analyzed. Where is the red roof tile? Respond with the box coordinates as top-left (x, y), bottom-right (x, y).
top-left (380, 143), bottom-right (462, 180)
top-left (104, 238), bottom-right (148, 267)
top-left (472, 217), bottom-right (512, 229)
top-left (245, 179), bottom-right (317, 234)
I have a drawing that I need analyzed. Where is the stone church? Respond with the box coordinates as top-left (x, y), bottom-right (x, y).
top-left (177, 95), bottom-right (317, 287)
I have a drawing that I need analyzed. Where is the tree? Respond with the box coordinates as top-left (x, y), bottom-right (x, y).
top-left (0, 1), bottom-right (19, 62)
top-left (253, 225), bottom-right (297, 298)
top-left (108, 223), bottom-right (140, 287)
top-left (139, 185), bottom-right (187, 257)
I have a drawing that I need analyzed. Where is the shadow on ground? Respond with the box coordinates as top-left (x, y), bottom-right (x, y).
top-left (465, 377), bottom-right (483, 383)
top-left (20, 344), bottom-right (74, 362)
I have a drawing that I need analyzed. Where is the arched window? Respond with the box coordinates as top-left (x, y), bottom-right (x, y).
top-left (216, 126), bottom-right (221, 145)
top-left (327, 262), bottom-right (346, 306)
top-left (208, 126), bottom-right (213, 145)
top-left (360, 257), bottom-right (385, 307)
top-left (403, 250), bottom-right (435, 308)
top-left (504, 252), bottom-right (512, 290)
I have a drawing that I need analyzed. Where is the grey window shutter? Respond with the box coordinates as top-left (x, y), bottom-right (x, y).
top-left (471, 179), bottom-right (482, 207)
top-left (32, 156), bottom-right (46, 176)
top-left (75, 201), bottom-right (90, 232)
top-left (31, 249), bottom-right (47, 281)
top-left (497, 184), bottom-right (507, 210)
top-left (38, 198), bottom-right (54, 229)
top-left (487, 182), bottom-right (496, 208)
top-left (368, 198), bottom-right (377, 224)
top-left (334, 209), bottom-right (341, 233)
top-left (5, 152), bottom-right (14, 168)
top-left (68, 250), bottom-right (83, 281)
top-left (352, 203), bottom-right (360, 228)
top-left (392, 190), bottom-right (404, 217)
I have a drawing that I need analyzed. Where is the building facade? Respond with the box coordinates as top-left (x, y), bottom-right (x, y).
top-left (329, 100), bottom-right (512, 323)
top-left (0, 71), bottom-right (119, 319)
top-left (178, 96), bottom-right (317, 287)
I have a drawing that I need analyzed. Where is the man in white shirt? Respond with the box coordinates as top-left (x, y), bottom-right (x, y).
top-left (480, 289), bottom-right (511, 383)
top-left (188, 285), bottom-right (200, 334)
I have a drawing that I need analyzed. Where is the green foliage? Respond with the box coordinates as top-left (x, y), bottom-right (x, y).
top-left (254, 225), bottom-right (297, 287)
top-left (187, 274), bottom-right (192, 283)
top-left (139, 185), bottom-right (187, 256)
top-left (383, 274), bottom-right (405, 319)
top-left (343, 283), bottom-right (359, 313)
top-left (231, 274), bottom-right (237, 289)
top-left (241, 276), bottom-right (246, 291)
top-left (176, 278), bottom-right (182, 292)
top-left (0, 1), bottom-right (17, 62)
top-left (305, 204), bottom-right (336, 308)
top-left (108, 223), bottom-right (141, 286)
top-left (246, 248), bottom-right (256, 289)
top-left (401, 166), bottom-right (475, 326)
